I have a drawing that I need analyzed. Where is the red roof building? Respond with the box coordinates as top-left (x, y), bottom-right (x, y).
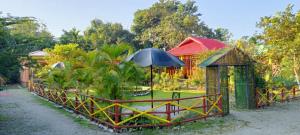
top-left (167, 37), bottom-right (227, 78)
top-left (168, 37), bottom-right (226, 56)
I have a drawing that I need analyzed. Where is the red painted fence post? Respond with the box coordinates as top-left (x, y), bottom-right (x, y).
top-left (90, 96), bottom-right (94, 121)
top-left (218, 95), bottom-right (223, 116)
top-left (293, 87), bottom-right (296, 98)
top-left (202, 97), bottom-right (206, 120)
top-left (41, 85), bottom-right (45, 97)
top-left (166, 102), bottom-right (171, 126)
top-left (114, 100), bottom-right (120, 132)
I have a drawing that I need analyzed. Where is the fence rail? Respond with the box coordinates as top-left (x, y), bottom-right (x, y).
top-left (28, 82), bottom-right (223, 131)
top-left (256, 86), bottom-right (300, 108)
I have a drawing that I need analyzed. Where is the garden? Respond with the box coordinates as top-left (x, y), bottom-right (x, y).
top-left (27, 43), bottom-right (223, 131)
top-left (1, 0), bottom-right (300, 134)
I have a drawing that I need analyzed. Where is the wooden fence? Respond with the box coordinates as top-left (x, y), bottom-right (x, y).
top-left (256, 86), bottom-right (300, 108)
top-left (28, 82), bottom-right (223, 131)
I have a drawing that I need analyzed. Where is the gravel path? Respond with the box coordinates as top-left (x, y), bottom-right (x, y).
top-left (184, 100), bottom-right (300, 135)
top-left (222, 101), bottom-right (300, 135)
top-left (0, 86), bottom-right (112, 135)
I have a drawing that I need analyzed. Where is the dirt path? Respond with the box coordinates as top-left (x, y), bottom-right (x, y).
top-left (0, 86), bottom-right (112, 135)
top-left (182, 100), bottom-right (300, 135)
top-left (223, 101), bottom-right (300, 135)
top-left (135, 99), bottom-right (300, 135)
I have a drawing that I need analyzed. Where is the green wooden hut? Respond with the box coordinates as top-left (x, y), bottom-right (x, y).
top-left (199, 47), bottom-right (256, 115)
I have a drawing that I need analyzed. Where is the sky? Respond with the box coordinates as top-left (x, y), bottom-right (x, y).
top-left (0, 0), bottom-right (300, 39)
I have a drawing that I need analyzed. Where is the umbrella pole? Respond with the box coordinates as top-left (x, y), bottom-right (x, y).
top-left (151, 65), bottom-right (153, 108)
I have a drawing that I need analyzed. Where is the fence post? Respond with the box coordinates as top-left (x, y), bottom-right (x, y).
top-left (75, 92), bottom-right (79, 114)
top-left (62, 90), bottom-right (66, 107)
top-left (41, 85), bottom-right (45, 97)
top-left (166, 102), bottom-right (171, 126)
top-left (114, 100), bottom-right (120, 132)
top-left (281, 88), bottom-right (284, 103)
top-left (55, 91), bottom-right (58, 103)
top-left (202, 97), bottom-right (206, 120)
top-left (255, 89), bottom-right (259, 108)
top-left (218, 95), bottom-right (223, 116)
top-left (266, 89), bottom-right (270, 106)
top-left (49, 91), bottom-right (53, 101)
top-left (90, 96), bottom-right (94, 121)
top-left (293, 87), bottom-right (296, 98)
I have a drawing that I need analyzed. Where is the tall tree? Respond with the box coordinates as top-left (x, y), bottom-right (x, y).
top-left (59, 28), bottom-right (86, 49)
top-left (257, 4), bottom-right (300, 87)
top-left (131, 0), bottom-right (228, 49)
top-left (0, 13), bottom-right (55, 83)
top-left (213, 28), bottom-right (232, 42)
top-left (84, 19), bottom-right (135, 49)
top-left (9, 18), bottom-right (54, 55)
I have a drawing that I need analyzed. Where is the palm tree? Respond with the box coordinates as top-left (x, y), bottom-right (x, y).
top-left (92, 44), bottom-right (143, 100)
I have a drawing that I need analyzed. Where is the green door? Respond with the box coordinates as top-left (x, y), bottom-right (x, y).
top-left (234, 66), bottom-right (248, 109)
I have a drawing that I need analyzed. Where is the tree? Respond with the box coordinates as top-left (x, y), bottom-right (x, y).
top-left (131, 0), bottom-right (229, 49)
top-left (257, 4), bottom-right (300, 87)
top-left (59, 28), bottom-right (85, 49)
top-left (213, 28), bottom-right (232, 42)
top-left (39, 43), bottom-right (143, 100)
top-left (9, 18), bottom-right (54, 54)
top-left (0, 13), bottom-right (55, 83)
top-left (84, 19), bottom-right (135, 49)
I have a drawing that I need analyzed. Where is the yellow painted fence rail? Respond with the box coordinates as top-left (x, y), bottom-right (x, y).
top-left (28, 82), bottom-right (223, 131)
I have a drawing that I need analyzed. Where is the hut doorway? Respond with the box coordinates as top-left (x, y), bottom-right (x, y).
top-left (200, 48), bottom-right (256, 115)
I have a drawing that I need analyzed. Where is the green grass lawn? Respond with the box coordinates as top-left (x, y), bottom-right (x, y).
top-left (61, 88), bottom-right (206, 107)
top-left (132, 90), bottom-right (205, 100)
top-left (129, 90), bottom-right (206, 106)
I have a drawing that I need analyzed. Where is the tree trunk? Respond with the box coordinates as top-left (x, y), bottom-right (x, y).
top-left (293, 54), bottom-right (300, 89)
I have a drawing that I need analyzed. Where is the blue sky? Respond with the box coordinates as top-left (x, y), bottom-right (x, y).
top-left (0, 0), bottom-right (299, 39)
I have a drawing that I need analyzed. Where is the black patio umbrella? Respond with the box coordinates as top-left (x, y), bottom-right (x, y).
top-left (125, 48), bottom-right (185, 108)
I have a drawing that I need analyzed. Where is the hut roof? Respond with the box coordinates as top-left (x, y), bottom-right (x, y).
top-left (199, 47), bottom-right (254, 67)
top-left (168, 37), bottom-right (227, 56)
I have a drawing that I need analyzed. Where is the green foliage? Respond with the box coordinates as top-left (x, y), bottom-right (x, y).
top-left (0, 13), bottom-right (55, 83)
top-left (0, 52), bottom-right (20, 83)
top-left (127, 115), bottom-right (160, 128)
top-left (59, 28), bottom-right (86, 50)
top-left (131, 0), bottom-right (231, 49)
top-left (189, 50), bottom-right (216, 88)
top-left (154, 72), bottom-right (181, 91)
top-left (39, 43), bottom-right (143, 100)
top-left (213, 28), bottom-right (232, 42)
top-left (43, 43), bottom-right (85, 66)
top-left (256, 4), bottom-right (300, 86)
top-left (0, 74), bottom-right (6, 85)
top-left (84, 19), bottom-right (135, 49)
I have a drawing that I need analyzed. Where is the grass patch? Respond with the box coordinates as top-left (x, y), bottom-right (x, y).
top-left (132, 116), bottom-right (237, 135)
top-left (73, 117), bottom-right (93, 128)
top-left (131, 90), bottom-right (205, 106)
top-left (0, 114), bottom-right (10, 122)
